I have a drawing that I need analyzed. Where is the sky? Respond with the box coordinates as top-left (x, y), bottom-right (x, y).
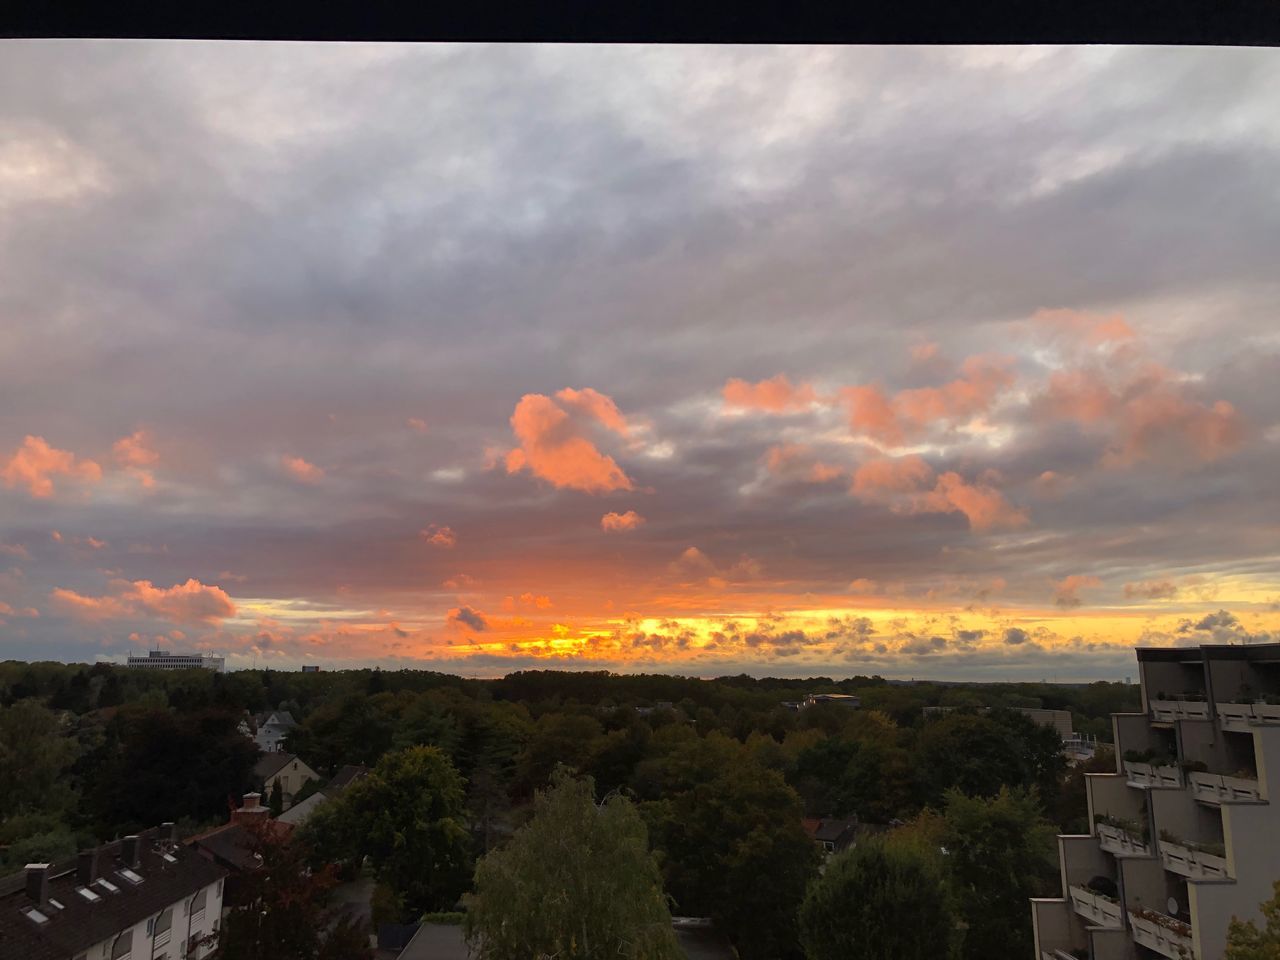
top-left (1, 42), bottom-right (1279, 681)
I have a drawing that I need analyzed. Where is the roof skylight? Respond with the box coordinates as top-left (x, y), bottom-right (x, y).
top-left (117, 868), bottom-right (144, 885)
top-left (75, 886), bottom-right (101, 902)
top-left (94, 877), bottom-right (120, 893)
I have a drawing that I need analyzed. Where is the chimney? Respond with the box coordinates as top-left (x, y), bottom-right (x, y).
top-left (121, 835), bottom-right (141, 868)
top-left (230, 792), bottom-right (269, 826)
top-left (77, 848), bottom-right (100, 886)
top-left (161, 821), bottom-right (177, 843)
top-left (24, 864), bottom-right (49, 905)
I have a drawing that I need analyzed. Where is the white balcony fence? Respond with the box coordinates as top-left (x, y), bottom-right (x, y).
top-left (1096, 821), bottom-right (1150, 857)
top-left (1124, 761), bottom-right (1183, 789)
top-left (1215, 701), bottom-right (1280, 730)
top-left (1158, 838), bottom-right (1231, 881)
top-left (1188, 770), bottom-right (1264, 804)
top-left (1150, 698), bottom-right (1211, 722)
top-left (1067, 885), bottom-right (1124, 927)
top-left (1129, 909), bottom-right (1194, 960)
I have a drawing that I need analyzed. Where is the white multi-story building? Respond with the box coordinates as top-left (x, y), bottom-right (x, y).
top-left (1031, 642), bottom-right (1280, 960)
top-left (0, 824), bottom-right (227, 959)
top-left (125, 650), bottom-right (225, 672)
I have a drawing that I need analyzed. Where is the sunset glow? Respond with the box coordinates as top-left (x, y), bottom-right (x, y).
top-left (1, 43), bottom-right (1278, 678)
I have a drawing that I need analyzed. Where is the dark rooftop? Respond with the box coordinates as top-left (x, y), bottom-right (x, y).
top-left (0, 828), bottom-right (227, 960)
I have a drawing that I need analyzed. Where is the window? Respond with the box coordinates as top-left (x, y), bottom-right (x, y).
top-left (118, 868), bottom-right (144, 885)
top-left (75, 885), bottom-right (101, 902)
top-left (111, 930), bottom-right (134, 960)
top-left (95, 877), bottom-right (120, 894)
top-left (23, 907), bottom-right (49, 924)
top-left (154, 907), bottom-right (173, 949)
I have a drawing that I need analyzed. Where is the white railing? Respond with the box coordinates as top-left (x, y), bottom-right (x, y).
top-left (1067, 885), bottom-right (1123, 927)
top-left (1129, 909), bottom-right (1193, 959)
top-left (1124, 761), bottom-right (1183, 789)
top-left (1096, 821), bottom-right (1150, 857)
top-left (1150, 698), bottom-right (1211, 722)
top-left (1217, 701), bottom-right (1280, 727)
top-left (154, 928), bottom-right (171, 949)
top-left (1188, 770), bottom-right (1264, 804)
top-left (1159, 838), bottom-right (1231, 881)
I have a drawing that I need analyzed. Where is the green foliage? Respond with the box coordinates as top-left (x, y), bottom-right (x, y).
top-left (1226, 880), bottom-right (1280, 959)
top-left (268, 778), bottom-right (284, 817)
top-left (799, 835), bottom-right (957, 960)
top-left (640, 733), bottom-right (820, 960)
top-left (938, 786), bottom-right (1059, 960)
top-left (0, 699), bottom-right (80, 820)
top-left (209, 818), bottom-right (373, 960)
top-left (302, 745), bottom-right (471, 916)
top-left (464, 770), bottom-right (682, 960)
top-left (422, 911), bottom-right (465, 925)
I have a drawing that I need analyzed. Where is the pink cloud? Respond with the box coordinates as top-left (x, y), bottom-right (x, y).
top-left (406, 417), bottom-right (428, 433)
top-left (520, 593), bottom-right (553, 609)
top-left (51, 577), bottom-right (236, 624)
top-left (0, 542), bottom-right (28, 558)
top-left (505, 389), bottom-right (634, 493)
top-left (840, 384), bottom-right (904, 445)
top-left (1032, 308), bottom-right (1136, 347)
top-left (851, 455), bottom-right (1027, 531)
top-left (1124, 579), bottom-right (1179, 600)
top-left (1, 435), bottom-right (102, 498)
top-left (763, 444), bottom-right (843, 484)
top-left (443, 573), bottom-right (480, 589)
top-left (281, 455), bottom-right (324, 484)
top-left (722, 375), bottom-right (818, 413)
top-left (1053, 574), bottom-right (1102, 608)
top-left (421, 524), bottom-right (457, 548)
top-left (601, 510), bottom-right (645, 532)
top-left (112, 429), bottom-right (159, 489)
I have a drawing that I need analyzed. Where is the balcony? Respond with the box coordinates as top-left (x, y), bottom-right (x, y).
top-left (1215, 701), bottom-right (1280, 730)
top-left (1068, 884), bottom-right (1123, 927)
top-left (1158, 836), bottom-right (1231, 881)
top-left (1041, 951), bottom-right (1085, 960)
top-left (1128, 908), bottom-right (1194, 959)
top-left (1150, 698), bottom-right (1210, 722)
top-left (1095, 820), bottom-right (1151, 857)
top-left (1188, 770), bottom-right (1264, 804)
top-left (1124, 760), bottom-right (1183, 789)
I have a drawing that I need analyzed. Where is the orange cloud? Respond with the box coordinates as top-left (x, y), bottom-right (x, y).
top-left (0, 542), bottom-right (27, 558)
top-left (1033, 308), bottom-right (1136, 347)
top-left (722, 374), bottom-right (818, 413)
top-left (407, 417), bottom-right (428, 433)
top-left (1124, 579), bottom-right (1179, 600)
top-left (505, 389), bottom-right (634, 493)
top-left (840, 356), bottom-right (1015, 446)
top-left (520, 593), bottom-right (552, 609)
top-left (763, 445), bottom-right (843, 484)
top-left (1053, 574), bottom-right (1102, 608)
top-left (1, 435), bottom-right (102, 498)
top-left (421, 525), bottom-right (457, 548)
top-left (602, 510), bottom-right (645, 532)
top-left (51, 577), bottom-right (236, 624)
top-left (851, 455), bottom-right (1027, 531)
top-left (281, 455), bottom-right (324, 484)
top-left (443, 573), bottom-right (480, 589)
top-left (113, 429), bottom-right (159, 490)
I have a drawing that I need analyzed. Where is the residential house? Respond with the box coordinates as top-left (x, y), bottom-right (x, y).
top-left (251, 711), bottom-right (297, 754)
top-left (188, 794), bottom-right (292, 907)
top-left (802, 818), bottom-right (859, 856)
top-left (276, 765), bottom-right (372, 829)
top-left (0, 824), bottom-right (226, 960)
top-left (1031, 641), bottom-right (1280, 960)
top-left (252, 753), bottom-right (320, 809)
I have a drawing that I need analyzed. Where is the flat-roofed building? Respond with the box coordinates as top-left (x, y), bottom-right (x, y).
top-left (1031, 642), bottom-right (1280, 960)
top-left (125, 650), bottom-right (225, 672)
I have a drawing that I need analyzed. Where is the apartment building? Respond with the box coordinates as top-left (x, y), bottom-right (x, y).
top-left (1031, 642), bottom-right (1280, 960)
top-left (0, 824), bottom-right (227, 960)
top-left (125, 651), bottom-right (226, 672)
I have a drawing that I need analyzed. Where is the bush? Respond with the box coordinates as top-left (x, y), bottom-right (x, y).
top-left (421, 911), bottom-right (465, 925)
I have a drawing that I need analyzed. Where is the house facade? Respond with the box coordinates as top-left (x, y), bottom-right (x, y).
top-left (1031, 642), bottom-right (1280, 960)
top-left (0, 824), bottom-right (226, 960)
top-left (252, 753), bottom-right (320, 809)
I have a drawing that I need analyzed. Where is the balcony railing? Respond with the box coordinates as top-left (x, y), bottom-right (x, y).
top-left (1129, 908), bottom-right (1193, 959)
top-left (1215, 701), bottom-right (1280, 730)
top-left (1095, 821), bottom-right (1151, 857)
top-left (1159, 837), bottom-right (1231, 881)
top-left (1124, 760), bottom-right (1183, 789)
top-left (1068, 884), bottom-right (1124, 927)
top-left (1188, 770), bottom-right (1264, 804)
top-left (1150, 698), bottom-right (1211, 722)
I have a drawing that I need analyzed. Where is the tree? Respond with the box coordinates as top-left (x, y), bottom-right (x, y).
top-left (209, 817), bottom-right (372, 960)
top-left (1226, 880), bottom-right (1280, 960)
top-left (641, 733), bottom-right (820, 960)
top-left (302, 745), bottom-right (471, 916)
top-left (268, 778), bottom-right (284, 817)
top-left (464, 769), bottom-right (682, 960)
top-left (799, 835), bottom-right (957, 960)
top-left (939, 786), bottom-right (1058, 960)
top-left (0, 699), bottom-right (81, 820)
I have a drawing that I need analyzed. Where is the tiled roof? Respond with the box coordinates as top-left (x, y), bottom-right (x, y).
top-left (0, 829), bottom-right (227, 960)
top-left (328, 764), bottom-right (371, 790)
top-left (253, 752), bottom-right (300, 781)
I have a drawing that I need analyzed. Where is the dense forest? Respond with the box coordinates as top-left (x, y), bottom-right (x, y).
top-left (0, 660), bottom-right (1138, 959)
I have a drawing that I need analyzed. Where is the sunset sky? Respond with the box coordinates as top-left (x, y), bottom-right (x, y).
top-left (1, 43), bottom-right (1278, 680)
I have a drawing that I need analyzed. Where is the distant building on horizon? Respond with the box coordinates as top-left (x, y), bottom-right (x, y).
top-left (126, 650), bottom-right (225, 672)
top-left (301, 664), bottom-right (320, 672)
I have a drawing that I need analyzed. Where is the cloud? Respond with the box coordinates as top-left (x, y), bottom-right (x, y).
top-left (601, 510), bottom-right (645, 532)
top-left (113, 429), bottom-right (159, 489)
top-left (847, 578), bottom-right (878, 594)
top-left (406, 417), bottom-right (428, 433)
top-left (449, 605), bottom-right (488, 631)
top-left (0, 542), bottom-right (28, 558)
top-left (762, 444), bottom-right (843, 484)
top-left (1032, 308), bottom-right (1136, 347)
top-left (51, 577), bottom-right (236, 624)
top-left (1124, 579), bottom-right (1179, 600)
top-left (1, 435), bottom-right (102, 498)
top-left (1003, 627), bottom-right (1030, 645)
top-left (421, 524), bottom-right (457, 548)
top-left (505, 388), bottom-right (634, 493)
top-left (670, 546), bottom-right (717, 579)
top-left (850, 456), bottom-right (1027, 531)
top-left (443, 573), bottom-right (480, 589)
top-left (1053, 574), bottom-right (1102, 608)
top-left (722, 374), bottom-right (818, 413)
top-left (839, 355), bottom-right (1015, 445)
top-left (281, 455), bottom-right (324, 484)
